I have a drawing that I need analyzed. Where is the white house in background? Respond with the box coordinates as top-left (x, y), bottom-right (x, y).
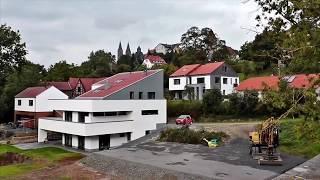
top-left (14, 86), bottom-right (68, 128)
top-left (142, 55), bottom-right (167, 69)
top-left (169, 62), bottom-right (239, 100)
top-left (154, 43), bottom-right (180, 54)
top-left (38, 70), bottom-right (167, 151)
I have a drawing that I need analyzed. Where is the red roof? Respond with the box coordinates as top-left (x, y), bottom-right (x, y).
top-left (170, 62), bottom-right (225, 77)
top-left (68, 77), bottom-right (105, 92)
top-left (47, 82), bottom-right (72, 91)
top-left (289, 74), bottom-right (319, 89)
top-left (236, 76), bottom-right (279, 91)
top-left (77, 70), bottom-right (161, 99)
top-left (144, 55), bottom-right (166, 64)
top-left (170, 64), bottom-right (201, 77)
top-left (15, 87), bottom-right (49, 98)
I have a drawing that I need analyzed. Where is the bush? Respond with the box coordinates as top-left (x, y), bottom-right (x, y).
top-left (167, 100), bottom-right (202, 120)
top-left (159, 128), bottom-right (228, 145)
top-left (202, 89), bottom-right (223, 115)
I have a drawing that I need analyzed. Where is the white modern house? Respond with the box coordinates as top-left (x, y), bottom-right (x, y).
top-left (38, 70), bottom-right (167, 151)
top-left (14, 86), bottom-right (68, 128)
top-left (169, 62), bottom-right (239, 100)
top-left (142, 55), bottom-right (167, 69)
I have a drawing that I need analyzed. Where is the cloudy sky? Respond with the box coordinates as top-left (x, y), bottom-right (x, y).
top-left (1, 0), bottom-right (259, 67)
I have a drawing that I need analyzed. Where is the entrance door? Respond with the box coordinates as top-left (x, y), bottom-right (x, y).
top-left (78, 136), bottom-right (85, 150)
top-left (99, 135), bottom-right (110, 150)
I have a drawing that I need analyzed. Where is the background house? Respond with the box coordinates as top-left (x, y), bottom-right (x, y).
top-left (38, 70), bottom-right (166, 151)
top-left (169, 62), bottom-right (239, 100)
top-left (154, 43), bottom-right (180, 54)
top-left (14, 86), bottom-right (68, 128)
top-left (142, 55), bottom-right (166, 69)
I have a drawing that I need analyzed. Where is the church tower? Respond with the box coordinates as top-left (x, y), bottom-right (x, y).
top-left (117, 42), bottom-right (123, 60)
top-left (125, 42), bottom-right (131, 56)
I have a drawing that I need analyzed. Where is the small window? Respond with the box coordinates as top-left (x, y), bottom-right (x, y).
top-left (130, 91), bottom-right (134, 99)
top-left (77, 87), bottom-right (81, 93)
top-left (235, 79), bottom-right (238, 84)
top-left (127, 132), bottom-right (131, 141)
top-left (223, 78), bottom-right (228, 84)
top-left (120, 133), bottom-right (125, 137)
top-left (29, 100), bottom-right (33, 106)
top-left (142, 110), bottom-right (158, 115)
top-left (223, 90), bottom-right (226, 95)
top-left (224, 66), bottom-right (227, 72)
top-left (174, 79), bottom-right (180, 85)
top-left (18, 100), bottom-right (21, 106)
top-left (215, 77), bottom-right (220, 84)
top-left (139, 92), bottom-right (143, 99)
top-left (197, 78), bottom-right (205, 84)
top-left (145, 130), bottom-right (151, 135)
top-left (65, 111), bottom-right (72, 122)
top-left (147, 92), bottom-right (155, 99)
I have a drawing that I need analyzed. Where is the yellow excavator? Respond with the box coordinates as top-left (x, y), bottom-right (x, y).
top-left (249, 94), bottom-right (305, 165)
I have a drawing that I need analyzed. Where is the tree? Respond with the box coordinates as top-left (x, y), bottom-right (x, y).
top-left (46, 60), bottom-right (78, 81)
top-left (152, 64), bottom-right (178, 89)
top-left (0, 24), bottom-right (27, 87)
top-left (79, 50), bottom-right (115, 77)
top-left (202, 89), bottom-right (223, 115)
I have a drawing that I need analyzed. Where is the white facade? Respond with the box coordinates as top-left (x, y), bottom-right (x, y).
top-left (220, 76), bottom-right (239, 95)
top-left (142, 59), bottom-right (154, 69)
top-left (15, 86), bottom-right (68, 112)
top-left (169, 77), bottom-right (188, 91)
top-left (38, 99), bottom-right (167, 151)
top-left (154, 44), bottom-right (167, 54)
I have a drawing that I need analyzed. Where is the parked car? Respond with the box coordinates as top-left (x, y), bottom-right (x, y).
top-left (175, 115), bottom-right (193, 125)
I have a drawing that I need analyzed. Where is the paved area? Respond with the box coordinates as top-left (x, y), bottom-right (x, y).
top-left (274, 154), bottom-right (320, 179)
top-left (82, 123), bottom-right (306, 180)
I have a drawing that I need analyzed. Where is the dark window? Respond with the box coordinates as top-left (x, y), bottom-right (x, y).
top-left (145, 130), bottom-right (151, 135)
top-left (142, 110), bottom-right (158, 115)
top-left (18, 100), bottom-right (21, 106)
top-left (118, 111), bottom-right (129, 116)
top-left (174, 79), bottom-right (180, 85)
top-left (197, 78), bottom-right (205, 84)
top-left (105, 112), bottom-right (117, 116)
top-left (223, 90), bottom-right (226, 95)
top-left (77, 87), bottom-right (81, 93)
top-left (29, 100), bottom-right (33, 106)
top-left (224, 66), bottom-right (227, 72)
top-left (78, 112), bottom-right (89, 123)
top-left (223, 78), bottom-right (228, 84)
top-left (148, 92), bottom-right (155, 99)
top-left (120, 133), bottom-right (125, 137)
top-left (235, 79), bottom-right (238, 84)
top-left (93, 112), bottom-right (105, 116)
top-left (234, 84), bottom-right (238, 87)
top-left (65, 111), bottom-right (72, 122)
top-left (127, 132), bottom-right (131, 141)
top-left (130, 91), bottom-right (134, 99)
top-left (78, 136), bottom-right (85, 150)
top-left (139, 92), bottom-right (143, 99)
top-left (64, 134), bottom-right (72, 147)
top-left (215, 77), bottom-right (220, 83)
top-left (203, 87), bottom-right (206, 93)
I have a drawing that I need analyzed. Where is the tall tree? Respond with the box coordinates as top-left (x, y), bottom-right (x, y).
top-left (46, 60), bottom-right (78, 81)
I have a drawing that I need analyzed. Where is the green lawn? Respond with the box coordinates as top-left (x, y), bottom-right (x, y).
top-left (280, 118), bottom-right (320, 158)
top-left (0, 145), bottom-right (84, 178)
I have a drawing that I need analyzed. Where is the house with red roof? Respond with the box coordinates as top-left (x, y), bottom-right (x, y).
top-left (47, 77), bottom-right (105, 98)
top-left (169, 62), bottom-right (239, 100)
top-left (37, 70), bottom-right (166, 151)
top-left (142, 55), bottom-right (167, 69)
top-left (14, 86), bottom-right (68, 128)
top-left (236, 74), bottom-right (320, 99)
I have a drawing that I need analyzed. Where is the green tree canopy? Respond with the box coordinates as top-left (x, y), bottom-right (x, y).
top-left (46, 60), bottom-right (78, 81)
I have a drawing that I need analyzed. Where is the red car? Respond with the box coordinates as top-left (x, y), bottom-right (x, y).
top-left (175, 115), bottom-right (193, 125)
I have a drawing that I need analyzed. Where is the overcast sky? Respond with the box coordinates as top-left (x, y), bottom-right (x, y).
top-left (1, 0), bottom-right (259, 67)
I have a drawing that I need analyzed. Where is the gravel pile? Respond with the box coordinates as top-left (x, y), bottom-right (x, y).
top-left (81, 153), bottom-right (211, 180)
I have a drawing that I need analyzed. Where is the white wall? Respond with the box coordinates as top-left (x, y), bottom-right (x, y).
top-left (169, 77), bottom-right (188, 91)
top-left (220, 76), bottom-right (239, 95)
top-left (14, 98), bottom-right (36, 112)
top-left (142, 59), bottom-right (153, 69)
top-left (110, 134), bottom-right (128, 147)
top-left (85, 136), bottom-right (99, 150)
top-left (190, 75), bottom-right (211, 89)
top-left (36, 86), bottom-right (68, 112)
top-left (72, 135), bottom-right (78, 148)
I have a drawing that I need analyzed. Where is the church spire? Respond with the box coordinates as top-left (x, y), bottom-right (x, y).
top-left (117, 41), bottom-right (123, 60)
top-left (125, 42), bottom-right (131, 56)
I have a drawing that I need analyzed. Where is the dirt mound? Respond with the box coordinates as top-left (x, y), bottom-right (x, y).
top-left (0, 152), bottom-right (30, 166)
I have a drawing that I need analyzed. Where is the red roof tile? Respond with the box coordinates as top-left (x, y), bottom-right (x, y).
top-left (47, 82), bottom-right (72, 91)
top-left (170, 64), bottom-right (201, 77)
top-left (188, 62), bottom-right (225, 76)
top-left (236, 76), bottom-right (279, 91)
top-left (77, 70), bottom-right (161, 99)
top-left (79, 78), bottom-right (105, 92)
top-left (289, 74), bottom-right (319, 89)
top-left (15, 87), bottom-right (49, 98)
top-left (144, 55), bottom-right (166, 64)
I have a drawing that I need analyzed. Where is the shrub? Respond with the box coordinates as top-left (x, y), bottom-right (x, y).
top-left (167, 100), bottom-right (202, 120)
top-left (202, 89), bottom-right (223, 115)
top-left (159, 128), bottom-right (228, 145)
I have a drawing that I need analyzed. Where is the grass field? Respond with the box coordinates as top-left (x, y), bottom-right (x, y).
top-left (280, 118), bottom-right (320, 159)
top-left (0, 144), bottom-right (84, 178)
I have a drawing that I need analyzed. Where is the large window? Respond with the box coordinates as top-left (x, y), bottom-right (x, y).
top-left (130, 91), bottom-right (134, 99)
top-left (65, 111), bottom-right (72, 122)
top-left (215, 77), bottom-right (220, 84)
top-left (78, 136), bottom-right (85, 150)
top-left (64, 134), bottom-right (72, 147)
top-left (29, 100), bottom-right (33, 106)
top-left (142, 110), bottom-right (158, 115)
top-left (78, 112), bottom-right (89, 123)
top-left (93, 111), bottom-right (130, 117)
top-left (197, 78), bottom-right (205, 84)
top-left (18, 100), bottom-right (21, 106)
top-left (139, 92), bottom-right (143, 99)
top-left (148, 92), bottom-right (155, 99)
top-left (223, 78), bottom-right (228, 84)
top-left (174, 79), bottom-right (180, 85)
